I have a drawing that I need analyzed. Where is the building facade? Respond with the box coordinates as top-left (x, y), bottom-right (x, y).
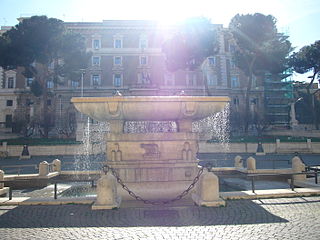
top-left (0, 19), bottom-right (276, 138)
top-left (59, 20), bottom-right (264, 135)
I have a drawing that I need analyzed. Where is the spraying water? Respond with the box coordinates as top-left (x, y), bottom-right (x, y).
top-left (73, 117), bottom-right (109, 173)
top-left (124, 121), bottom-right (177, 133)
top-left (193, 103), bottom-right (230, 165)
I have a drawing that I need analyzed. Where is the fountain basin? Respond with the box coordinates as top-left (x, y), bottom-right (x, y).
top-left (71, 96), bottom-right (230, 122)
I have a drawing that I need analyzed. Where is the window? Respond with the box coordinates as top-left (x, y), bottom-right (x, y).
top-left (71, 80), bottom-right (79, 88)
top-left (48, 61), bottom-right (55, 69)
top-left (93, 39), bottom-right (101, 49)
top-left (140, 56), bottom-right (148, 65)
top-left (92, 75), bottom-right (101, 86)
top-left (92, 56), bottom-right (100, 66)
top-left (47, 99), bottom-right (52, 106)
top-left (208, 57), bottom-right (215, 66)
top-left (7, 77), bottom-right (14, 88)
top-left (251, 98), bottom-right (259, 105)
top-left (224, 39), bottom-right (230, 52)
top-left (114, 39), bottom-right (122, 48)
top-left (47, 80), bottom-right (54, 89)
top-left (113, 74), bottom-right (122, 87)
top-left (6, 100), bottom-right (13, 106)
top-left (139, 38), bottom-right (148, 48)
top-left (114, 56), bottom-right (122, 65)
top-left (138, 72), bottom-right (151, 84)
top-left (26, 77), bottom-right (33, 87)
top-left (230, 59), bottom-right (236, 69)
top-left (206, 72), bottom-right (216, 86)
top-left (231, 76), bottom-right (240, 88)
top-left (164, 73), bottom-right (175, 86)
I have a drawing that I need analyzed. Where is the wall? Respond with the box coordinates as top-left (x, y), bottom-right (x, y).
top-left (200, 141), bottom-right (320, 154)
top-left (1, 141), bottom-right (320, 157)
top-left (0, 144), bottom-right (102, 157)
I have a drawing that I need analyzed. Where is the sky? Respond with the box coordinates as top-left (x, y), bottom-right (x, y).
top-left (1, 0), bottom-right (320, 81)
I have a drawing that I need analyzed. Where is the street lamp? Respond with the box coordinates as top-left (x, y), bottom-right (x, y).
top-left (80, 69), bottom-right (86, 97)
top-left (79, 69), bottom-right (85, 122)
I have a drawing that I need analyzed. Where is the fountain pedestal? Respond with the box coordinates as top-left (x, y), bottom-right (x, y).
top-left (106, 132), bottom-right (199, 200)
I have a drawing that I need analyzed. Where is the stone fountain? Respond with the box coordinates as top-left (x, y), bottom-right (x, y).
top-left (71, 95), bottom-right (230, 209)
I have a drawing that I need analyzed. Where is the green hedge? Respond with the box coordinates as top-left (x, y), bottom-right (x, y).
top-left (208, 135), bottom-right (320, 143)
top-left (2, 136), bottom-right (319, 145)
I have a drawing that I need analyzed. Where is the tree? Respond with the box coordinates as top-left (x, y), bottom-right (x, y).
top-left (229, 13), bottom-right (292, 134)
top-left (0, 16), bottom-right (90, 137)
top-left (289, 40), bottom-right (320, 129)
top-left (162, 17), bottom-right (219, 94)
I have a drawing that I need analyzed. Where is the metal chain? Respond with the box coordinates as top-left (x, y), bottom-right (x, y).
top-left (103, 164), bottom-right (204, 205)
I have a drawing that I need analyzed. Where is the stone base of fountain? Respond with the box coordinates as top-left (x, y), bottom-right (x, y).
top-left (117, 181), bottom-right (196, 201)
top-left (105, 132), bottom-right (200, 201)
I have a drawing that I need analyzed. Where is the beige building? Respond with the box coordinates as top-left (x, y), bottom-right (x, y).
top-left (0, 20), bottom-right (265, 137)
top-left (0, 67), bottom-right (18, 133)
top-left (58, 20), bottom-right (263, 135)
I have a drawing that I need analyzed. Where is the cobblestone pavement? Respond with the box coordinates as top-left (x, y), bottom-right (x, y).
top-left (0, 196), bottom-right (320, 239)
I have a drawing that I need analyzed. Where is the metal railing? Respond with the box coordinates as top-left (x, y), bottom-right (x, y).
top-left (0, 164), bottom-right (38, 175)
top-left (0, 179), bottom-right (98, 200)
top-left (50, 179), bottom-right (97, 199)
top-left (247, 171), bottom-right (318, 193)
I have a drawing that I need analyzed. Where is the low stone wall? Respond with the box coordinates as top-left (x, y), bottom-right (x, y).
top-left (0, 143), bottom-right (105, 157)
top-left (199, 142), bottom-right (273, 153)
top-left (268, 128), bottom-right (320, 137)
top-left (1, 141), bottom-right (320, 157)
top-left (200, 141), bottom-right (320, 154)
top-left (0, 145), bottom-right (80, 157)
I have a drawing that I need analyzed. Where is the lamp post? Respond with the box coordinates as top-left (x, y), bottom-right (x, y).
top-left (80, 69), bottom-right (85, 122)
top-left (307, 75), bottom-right (318, 129)
top-left (59, 94), bottom-right (62, 125)
top-left (80, 69), bottom-right (85, 97)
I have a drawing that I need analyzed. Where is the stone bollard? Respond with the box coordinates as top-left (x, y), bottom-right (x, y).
top-left (247, 157), bottom-right (256, 172)
top-left (39, 161), bottom-right (49, 176)
top-left (192, 168), bottom-right (225, 207)
top-left (92, 172), bottom-right (121, 210)
top-left (276, 139), bottom-right (281, 151)
top-left (52, 159), bottom-right (61, 173)
top-left (307, 139), bottom-right (312, 151)
top-left (2, 142), bottom-right (7, 151)
top-left (0, 170), bottom-right (4, 189)
top-left (234, 155), bottom-right (243, 168)
top-left (292, 156), bottom-right (306, 181)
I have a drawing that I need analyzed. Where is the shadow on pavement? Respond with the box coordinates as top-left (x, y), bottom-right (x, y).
top-left (0, 199), bottom-right (288, 228)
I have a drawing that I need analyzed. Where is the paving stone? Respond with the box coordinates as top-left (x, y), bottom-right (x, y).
top-left (0, 196), bottom-right (320, 239)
